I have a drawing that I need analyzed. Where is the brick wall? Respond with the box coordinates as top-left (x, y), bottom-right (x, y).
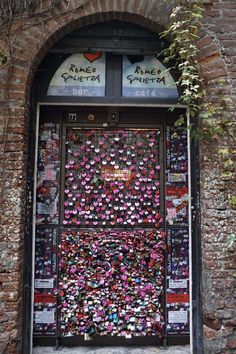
top-left (0, 0), bottom-right (235, 353)
top-left (197, 1), bottom-right (236, 353)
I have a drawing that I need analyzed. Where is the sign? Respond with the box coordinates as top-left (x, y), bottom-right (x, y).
top-left (122, 55), bottom-right (179, 100)
top-left (47, 52), bottom-right (106, 96)
top-left (35, 278), bottom-right (54, 289)
top-left (35, 310), bottom-right (55, 324)
top-left (168, 173), bottom-right (186, 183)
top-left (34, 294), bottom-right (56, 303)
top-left (102, 168), bottom-right (131, 181)
top-left (168, 310), bottom-right (188, 324)
top-left (166, 294), bottom-right (189, 304)
top-left (169, 279), bottom-right (188, 289)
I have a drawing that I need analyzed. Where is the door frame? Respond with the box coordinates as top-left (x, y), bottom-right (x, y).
top-left (22, 102), bottom-right (202, 354)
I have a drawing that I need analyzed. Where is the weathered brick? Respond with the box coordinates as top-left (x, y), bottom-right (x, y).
top-left (227, 339), bottom-right (236, 349)
top-left (0, 1), bottom-right (235, 354)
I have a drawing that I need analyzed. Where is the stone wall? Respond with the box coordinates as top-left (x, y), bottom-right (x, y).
top-left (0, 0), bottom-right (235, 353)
top-left (197, 1), bottom-right (236, 353)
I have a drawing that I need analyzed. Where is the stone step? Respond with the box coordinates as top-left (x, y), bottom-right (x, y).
top-left (33, 345), bottom-right (190, 354)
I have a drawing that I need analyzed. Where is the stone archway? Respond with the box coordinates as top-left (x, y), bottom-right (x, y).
top-left (0, 1), bottom-right (235, 354)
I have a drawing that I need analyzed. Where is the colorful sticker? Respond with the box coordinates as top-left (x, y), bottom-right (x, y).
top-left (34, 228), bottom-right (57, 280)
top-left (166, 229), bottom-right (189, 335)
top-left (33, 302), bottom-right (56, 335)
top-left (58, 229), bottom-right (166, 338)
top-left (36, 123), bottom-right (60, 224)
top-left (166, 126), bottom-right (188, 225)
top-left (166, 304), bottom-right (189, 335)
top-left (33, 228), bottom-right (58, 336)
top-left (166, 294), bottom-right (189, 303)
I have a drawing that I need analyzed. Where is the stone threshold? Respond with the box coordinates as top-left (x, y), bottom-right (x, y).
top-left (33, 345), bottom-right (190, 354)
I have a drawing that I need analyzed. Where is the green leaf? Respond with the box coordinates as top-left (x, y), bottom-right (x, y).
top-left (174, 116), bottom-right (185, 127)
top-left (218, 148), bottom-right (229, 155)
top-left (227, 234), bottom-right (236, 248)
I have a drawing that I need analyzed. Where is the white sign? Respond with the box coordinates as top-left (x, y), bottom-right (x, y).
top-left (35, 278), bottom-right (54, 289)
top-left (168, 173), bottom-right (186, 183)
top-left (168, 310), bottom-right (188, 323)
top-left (47, 52), bottom-right (106, 96)
top-left (169, 279), bottom-right (188, 289)
top-left (35, 310), bottom-right (55, 324)
top-left (122, 55), bottom-right (179, 100)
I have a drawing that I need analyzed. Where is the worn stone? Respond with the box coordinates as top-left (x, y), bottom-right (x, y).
top-left (0, 1), bottom-right (236, 354)
top-left (33, 346), bottom-right (191, 354)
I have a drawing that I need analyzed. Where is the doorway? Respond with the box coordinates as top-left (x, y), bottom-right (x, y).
top-left (32, 106), bottom-right (190, 347)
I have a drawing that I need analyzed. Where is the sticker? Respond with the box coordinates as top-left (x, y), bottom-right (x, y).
top-left (37, 203), bottom-right (49, 215)
top-left (166, 294), bottom-right (189, 304)
top-left (34, 228), bottom-right (57, 279)
top-left (42, 169), bottom-right (57, 181)
top-left (102, 168), bottom-right (131, 181)
top-left (168, 173), bottom-right (186, 183)
top-left (166, 229), bottom-right (189, 334)
top-left (166, 126), bottom-right (188, 225)
top-left (36, 123), bottom-right (60, 224)
top-left (33, 302), bottom-right (56, 335)
top-left (168, 310), bottom-right (188, 323)
top-left (167, 229), bottom-right (189, 278)
top-left (35, 310), bottom-right (55, 324)
top-left (34, 294), bottom-right (56, 303)
top-left (35, 278), bottom-right (54, 289)
top-left (169, 279), bottom-right (188, 289)
top-left (166, 208), bottom-right (177, 225)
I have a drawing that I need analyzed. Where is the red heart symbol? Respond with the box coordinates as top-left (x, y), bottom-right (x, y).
top-left (84, 51), bottom-right (102, 63)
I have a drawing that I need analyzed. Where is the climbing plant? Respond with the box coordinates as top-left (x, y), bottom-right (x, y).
top-left (161, 0), bottom-right (203, 129)
top-left (161, 0), bottom-right (230, 141)
top-left (162, 0), bottom-right (236, 249)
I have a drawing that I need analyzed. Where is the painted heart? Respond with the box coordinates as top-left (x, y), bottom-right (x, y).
top-left (127, 55), bottom-right (144, 65)
top-left (84, 51), bottom-right (102, 63)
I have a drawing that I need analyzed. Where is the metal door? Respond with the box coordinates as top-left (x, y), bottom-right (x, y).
top-left (33, 108), bottom-right (190, 347)
top-left (59, 125), bottom-right (165, 342)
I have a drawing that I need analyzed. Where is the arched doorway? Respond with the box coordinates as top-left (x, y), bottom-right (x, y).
top-left (24, 21), bottom-right (199, 352)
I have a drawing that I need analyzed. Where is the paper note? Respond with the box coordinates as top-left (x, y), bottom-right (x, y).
top-left (35, 310), bottom-right (55, 324)
top-left (169, 279), bottom-right (187, 289)
top-left (35, 278), bottom-right (54, 289)
top-left (168, 310), bottom-right (188, 323)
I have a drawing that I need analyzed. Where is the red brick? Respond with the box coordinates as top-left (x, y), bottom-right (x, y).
top-left (0, 1), bottom-right (236, 354)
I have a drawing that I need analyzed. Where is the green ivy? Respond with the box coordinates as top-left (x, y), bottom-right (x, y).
top-left (227, 233), bottom-right (236, 248)
top-left (161, 1), bottom-right (230, 141)
top-left (229, 195), bottom-right (236, 209)
top-left (161, 0), bottom-right (204, 131)
top-left (162, 1), bottom-right (235, 251)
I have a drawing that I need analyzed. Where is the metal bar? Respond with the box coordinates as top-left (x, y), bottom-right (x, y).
top-left (30, 103), bottom-right (40, 354)
top-left (55, 112), bottom-right (64, 349)
top-left (38, 102), bottom-right (188, 108)
top-left (191, 121), bottom-right (203, 354)
top-left (163, 117), bottom-right (168, 349)
top-left (187, 108), bottom-right (193, 354)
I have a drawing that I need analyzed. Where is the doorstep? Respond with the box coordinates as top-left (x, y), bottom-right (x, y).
top-left (33, 345), bottom-right (190, 354)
